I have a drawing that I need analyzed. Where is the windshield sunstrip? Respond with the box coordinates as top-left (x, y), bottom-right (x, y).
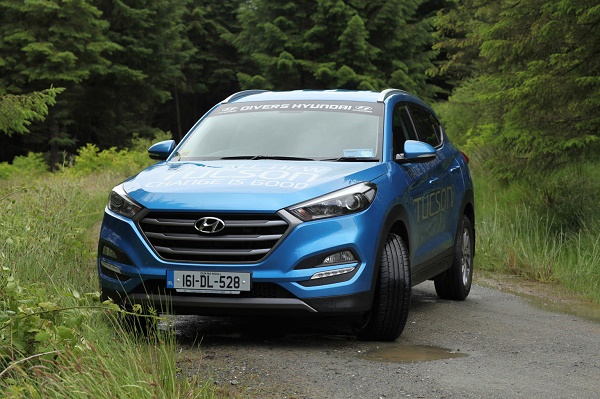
top-left (215, 101), bottom-right (384, 117)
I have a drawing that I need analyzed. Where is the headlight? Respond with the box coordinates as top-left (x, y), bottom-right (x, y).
top-left (107, 184), bottom-right (142, 218)
top-left (287, 182), bottom-right (377, 221)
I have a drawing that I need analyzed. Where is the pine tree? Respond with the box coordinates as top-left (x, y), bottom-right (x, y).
top-left (233, 0), bottom-right (441, 98)
top-left (80, 0), bottom-right (194, 147)
top-left (0, 88), bottom-right (63, 135)
top-left (434, 0), bottom-right (600, 178)
top-left (170, 1), bottom-right (243, 138)
top-left (234, 0), bottom-right (316, 89)
top-left (0, 0), bottom-right (118, 166)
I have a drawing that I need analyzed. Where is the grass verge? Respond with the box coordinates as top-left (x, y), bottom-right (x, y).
top-left (473, 164), bottom-right (600, 303)
top-left (0, 170), bottom-right (216, 398)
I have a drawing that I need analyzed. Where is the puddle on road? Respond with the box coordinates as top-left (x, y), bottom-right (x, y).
top-left (362, 344), bottom-right (467, 363)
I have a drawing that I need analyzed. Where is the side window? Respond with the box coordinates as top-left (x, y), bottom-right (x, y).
top-left (408, 106), bottom-right (441, 148)
top-left (392, 104), bottom-right (417, 154)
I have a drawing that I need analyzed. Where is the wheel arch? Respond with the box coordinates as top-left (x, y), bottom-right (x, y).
top-left (369, 204), bottom-right (412, 289)
top-left (381, 204), bottom-right (411, 256)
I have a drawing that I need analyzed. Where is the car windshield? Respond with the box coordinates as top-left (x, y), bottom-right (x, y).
top-left (175, 100), bottom-right (383, 161)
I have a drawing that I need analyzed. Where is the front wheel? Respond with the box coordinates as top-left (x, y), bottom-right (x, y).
top-left (355, 233), bottom-right (411, 342)
top-left (434, 215), bottom-right (474, 300)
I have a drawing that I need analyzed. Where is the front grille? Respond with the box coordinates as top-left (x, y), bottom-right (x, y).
top-left (138, 212), bottom-right (289, 263)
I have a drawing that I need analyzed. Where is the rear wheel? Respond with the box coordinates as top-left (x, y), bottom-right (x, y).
top-left (434, 215), bottom-right (474, 300)
top-left (355, 233), bottom-right (411, 341)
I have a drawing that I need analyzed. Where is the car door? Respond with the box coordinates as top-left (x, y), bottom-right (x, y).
top-left (389, 103), bottom-right (436, 269)
top-left (404, 105), bottom-right (456, 269)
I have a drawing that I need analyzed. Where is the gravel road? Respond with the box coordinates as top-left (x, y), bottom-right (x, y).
top-left (175, 280), bottom-right (600, 399)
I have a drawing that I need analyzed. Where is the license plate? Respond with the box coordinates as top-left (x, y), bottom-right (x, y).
top-left (166, 270), bottom-right (251, 294)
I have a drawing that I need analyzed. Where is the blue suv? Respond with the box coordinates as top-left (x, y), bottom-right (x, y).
top-left (98, 89), bottom-right (475, 341)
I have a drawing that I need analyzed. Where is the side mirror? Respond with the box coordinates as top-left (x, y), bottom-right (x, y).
top-left (395, 140), bottom-right (436, 164)
top-left (148, 140), bottom-right (176, 160)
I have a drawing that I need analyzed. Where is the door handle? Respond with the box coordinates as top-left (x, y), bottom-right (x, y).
top-left (428, 176), bottom-right (439, 184)
top-left (449, 165), bottom-right (461, 173)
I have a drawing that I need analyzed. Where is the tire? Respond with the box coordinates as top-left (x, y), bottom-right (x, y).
top-left (434, 215), bottom-right (474, 300)
top-left (355, 233), bottom-right (411, 342)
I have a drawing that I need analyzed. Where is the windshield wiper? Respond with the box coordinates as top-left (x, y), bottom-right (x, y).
top-left (321, 157), bottom-right (379, 162)
top-left (219, 155), bottom-right (315, 161)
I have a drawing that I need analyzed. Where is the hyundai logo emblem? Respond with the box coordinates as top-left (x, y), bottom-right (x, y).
top-left (194, 217), bottom-right (226, 234)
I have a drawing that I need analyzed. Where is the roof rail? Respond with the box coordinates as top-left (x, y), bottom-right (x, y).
top-left (377, 88), bottom-right (409, 103)
top-left (221, 90), bottom-right (270, 104)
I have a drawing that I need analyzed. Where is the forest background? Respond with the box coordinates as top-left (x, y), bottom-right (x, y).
top-left (0, 1), bottom-right (599, 397)
top-left (1, 0), bottom-right (597, 186)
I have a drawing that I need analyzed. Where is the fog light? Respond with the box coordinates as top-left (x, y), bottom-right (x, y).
top-left (100, 244), bottom-right (133, 265)
top-left (102, 245), bottom-right (118, 259)
top-left (310, 266), bottom-right (356, 280)
top-left (322, 251), bottom-right (355, 265)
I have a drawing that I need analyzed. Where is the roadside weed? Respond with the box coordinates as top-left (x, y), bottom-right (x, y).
top-left (0, 167), bottom-right (215, 398)
top-left (473, 164), bottom-right (600, 303)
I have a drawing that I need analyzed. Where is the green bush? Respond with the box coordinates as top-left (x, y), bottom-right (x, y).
top-left (0, 153), bottom-right (48, 180)
top-left (0, 163), bottom-right (10, 180)
top-left (0, 268), bottom-right (105, 366)
top-left (0, 131), bottom-right (172, 182)
top-left (68, 131), bottom-right (172, 178)
top-left (69, 144), bottom-right (138, 177)
top-left (129, 131), bottom-right (173, 153)
top-left (11, 153), bottom-right (49, 175)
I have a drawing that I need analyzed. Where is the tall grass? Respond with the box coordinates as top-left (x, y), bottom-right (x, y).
top-left (1, 175), bottom-right (109, 291)
top-left (2, 320), bottom-right (212, 398)
top-left (0, 139), bottom-right (216, 398)
top-left (473, 164), bottom-right (600, 302)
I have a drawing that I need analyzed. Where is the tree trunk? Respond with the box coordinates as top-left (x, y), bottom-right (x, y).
top-left (49, 114), bottom-right (59, 171)
top-left (174, 87), bottom-right (182, 141)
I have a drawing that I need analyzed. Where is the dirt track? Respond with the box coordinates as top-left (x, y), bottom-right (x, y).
top-left (175, 280), bottom-right (600, 399)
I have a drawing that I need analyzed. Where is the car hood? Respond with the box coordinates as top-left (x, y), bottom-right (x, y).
top-left (123, 160), bottom-right (387, 212)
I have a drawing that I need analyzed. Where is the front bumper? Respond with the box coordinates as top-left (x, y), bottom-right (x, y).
top-left (100, 286), bottom-right (373, 316)
top-left (98, 204), bottom-right (384, 316)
